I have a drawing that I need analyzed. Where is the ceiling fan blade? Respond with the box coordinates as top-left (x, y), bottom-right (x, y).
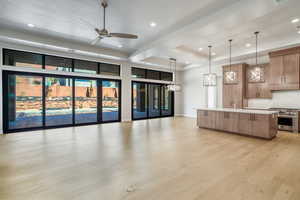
top-left (91, 36), bottom-right (102, 45)
top-left (109, 33), bottom-right (138, 39)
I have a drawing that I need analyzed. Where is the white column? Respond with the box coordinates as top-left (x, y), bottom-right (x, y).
top-left (120, 63), bottom-right (132, 122)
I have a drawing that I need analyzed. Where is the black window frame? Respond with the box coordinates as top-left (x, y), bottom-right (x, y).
top-left (2, 70), bottom-right (122, 134)
top-left (131, 67), bottom-right (147, 79)
top-left (131, 81), bottom-right (174, 121)
top-left (44, 55), bottom-right (73, 72)
top-left (3, 49), bottom-right (43, 69)
top-left (99, 62), bottom-right (121, 76)
top-left (131, 67), bottom-right (173, 82)
top-left (3, 48), bottom-right (121, 77)
top-left (73, 59), bottom-right (99, 74)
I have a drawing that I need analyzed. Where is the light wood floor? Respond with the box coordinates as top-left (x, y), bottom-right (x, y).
top-left (1, 117), bottom-right (300, 200)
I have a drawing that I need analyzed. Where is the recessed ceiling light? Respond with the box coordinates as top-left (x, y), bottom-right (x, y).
top-left (150, 22), bottom-right (157, 27)
top-left (118, 44), bottom-right (123, 48)
top-left (185, 61), bottom-right (190, 65)
top-left (198, 47), bottom-right (203, 51)
top-left (245, 43), bottom-right (251, 47)
top-left (27, 23), bottom-right (35, 28)
top-left (291, 18), bottom-right (299, 23)
top-left (212, 52), bottom-right (216, 56)
top-left (298, 30), bottom-right (300, 34)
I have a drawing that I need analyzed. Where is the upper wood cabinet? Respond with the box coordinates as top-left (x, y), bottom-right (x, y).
top-left (246, 64), bottom-right (272, 99)
top-left (269, 47), bottom-right (300, 91)
top-left (223, 63), bottom-right (248, 108)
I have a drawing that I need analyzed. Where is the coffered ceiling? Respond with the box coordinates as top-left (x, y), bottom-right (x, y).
top-left (0, 0), bottom-right (300, 70)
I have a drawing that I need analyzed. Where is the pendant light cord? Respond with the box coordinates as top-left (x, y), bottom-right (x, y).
top-left (208, 45), bottom-right (212, 74)
top-left (169, 58), bottom-right (176, 85)
top-left (255, 31), bottom-right (259, 66)
top-left (229, 39), bottom-right (232, 71)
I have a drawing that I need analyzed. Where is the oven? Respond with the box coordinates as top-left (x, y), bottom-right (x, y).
top-left (272, 109), bottom-right (299, 133)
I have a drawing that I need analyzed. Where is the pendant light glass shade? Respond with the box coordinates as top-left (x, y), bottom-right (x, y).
top-left (167, 58), bottom-right (181, 91)
top-left (247, 31), bottom-right (265, 83)
top-left (224, 39), bottom-right (238, 84)
top-left (203, 45), bottom-right (217, 86)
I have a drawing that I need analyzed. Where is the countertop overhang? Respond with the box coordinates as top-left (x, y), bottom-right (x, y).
top-left (197, 108), bottom-right (279, 115)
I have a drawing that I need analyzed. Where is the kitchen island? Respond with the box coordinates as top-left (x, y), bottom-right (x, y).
top-left (197, 108), bottom-right (278, 139)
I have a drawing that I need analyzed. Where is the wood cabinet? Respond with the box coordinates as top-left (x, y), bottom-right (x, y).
top-left (238, 113), bottom-right (252, 135)
top-left (197, 109), bottom-right (278, 139)
top-left (246, 64), bottom-right (272, 99)
top-left (269, 47), bottom-right (300, 91)
top-left (238, 113), bottom-right (278, 139)
top-left (197, 110), bottom-right (215, 129)
top-left (223, 63), bottom-right (248, 108)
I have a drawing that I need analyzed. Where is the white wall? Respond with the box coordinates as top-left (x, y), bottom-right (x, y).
top-left (0, 41), bottom-right (183, 134)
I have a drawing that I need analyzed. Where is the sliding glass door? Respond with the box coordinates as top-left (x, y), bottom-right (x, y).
top-left (3, 71), bottom-right (121, 133)
top-left (132, 82), bottom-right (147, 119)
top-left (132, 81), bottom-right (174, 120)
top-left (102, 80), bottom-right (120, 122)
top-left (45, 77), bottom-right (73, 126)
top-left (161, 85), bottom-right (173, 116)
top-left (75, 79), bottom-right (98, 124)
top-left (148, 84), bottom-right (161, 117)
top-left (6, 74), bottom-right (43, 130)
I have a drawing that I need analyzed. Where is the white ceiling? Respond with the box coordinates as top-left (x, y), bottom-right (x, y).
top-left (0, 0), bottom-right (300, 69)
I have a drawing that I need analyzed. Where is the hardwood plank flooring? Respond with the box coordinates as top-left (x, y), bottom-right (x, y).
top-left (1, 117), bottom-right (300, 200)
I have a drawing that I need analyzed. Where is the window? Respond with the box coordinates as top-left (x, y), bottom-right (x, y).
top-left (6, 74), bottom-right (43, 130)
top-left (147, 70), bottom-right (160, 80)
top-left (45, 77), bottom-right (73, 126)
top-left (102, 80), bottom-right (120, 122)
top-left (3, 49), bottom-right (121, 77)
top-left (74, 59), bottom-right (98, 74)
top-left (132, 67), bottom-right (146, 79)
top-left (3, 49), bottom-right (42, 68)
top-left (132, 67), bottom-right (173, 81)
top-left (45, 55), bottom-right (72, 72)
top-left (100, 63), bottom-right (120, 76)
top-left (161, 72), bottom-right (173, 82)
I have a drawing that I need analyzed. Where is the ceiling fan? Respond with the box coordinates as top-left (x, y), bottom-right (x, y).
top-left (91, 0), bottom-right (138, 45)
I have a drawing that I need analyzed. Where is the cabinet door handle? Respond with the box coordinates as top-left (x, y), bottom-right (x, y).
top-left (284, 76), bottom-right (286, 83)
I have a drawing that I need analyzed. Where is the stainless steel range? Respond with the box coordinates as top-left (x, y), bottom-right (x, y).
top-left (269, 108), bottom-right (299, 133)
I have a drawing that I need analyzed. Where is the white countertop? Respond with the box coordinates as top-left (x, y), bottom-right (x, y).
top-left (197, 107), bottom-right (279, 115)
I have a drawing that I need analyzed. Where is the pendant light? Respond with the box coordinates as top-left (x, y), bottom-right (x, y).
top-left (203, 45), bottom-right (217, 86)
top-left (224, 39), bottom-right (238, 84)
top-left (167, 58), bottom-right (181, 91)
top-left (248, 31), bottom-right (265, 83)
